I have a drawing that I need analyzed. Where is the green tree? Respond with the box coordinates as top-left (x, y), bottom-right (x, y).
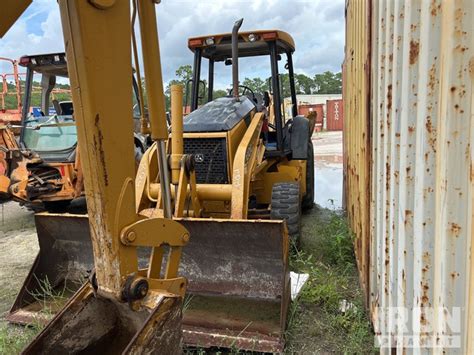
top-left (165, 64), bottom-right (194, 110)
top-left (295, 74), bottom-right (314, 94)
top-left (313, 71), bottom-right (342, 94)
top-left (242, 77), bottom-right (269, 93)
top-left (213, 89), bottom-right (227, 99)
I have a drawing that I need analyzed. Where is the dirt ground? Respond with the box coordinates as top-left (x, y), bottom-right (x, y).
top-left (0, 203), bottom-right (37, 316)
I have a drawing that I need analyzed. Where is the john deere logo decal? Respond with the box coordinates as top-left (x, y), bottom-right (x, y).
top-left (195, 153), bottom-right (205, 163)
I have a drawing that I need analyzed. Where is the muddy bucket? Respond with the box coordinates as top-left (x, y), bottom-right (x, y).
top-left (22, 283), bottom-right (183, 354)
top-left (9, 213), bottom-right (290, 353)
top-left (178, 219), bottom-right (290, 353)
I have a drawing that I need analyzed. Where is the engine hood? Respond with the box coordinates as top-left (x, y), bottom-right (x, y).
top-left (183, 96), bottom-right (255, 132)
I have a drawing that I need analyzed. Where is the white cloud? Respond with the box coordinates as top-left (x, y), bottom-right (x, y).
top-left (1, 0), bottom-right (345, 88)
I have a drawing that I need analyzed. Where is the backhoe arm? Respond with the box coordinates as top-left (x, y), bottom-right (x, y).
top-left (1, 1), bottom-right (189, 353)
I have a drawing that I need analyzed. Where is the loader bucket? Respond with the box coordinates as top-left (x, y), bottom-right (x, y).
top-left (22, 283), bottom-right (183, 355)
top-left (178, 219), bottom-right (290, 353)
top-left (9, 214), bottom-right (290, 353)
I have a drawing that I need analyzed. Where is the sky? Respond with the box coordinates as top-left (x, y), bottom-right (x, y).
top-left (0, 0), bottom-right (345, 90)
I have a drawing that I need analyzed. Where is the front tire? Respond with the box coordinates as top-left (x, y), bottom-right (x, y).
top-left (270, 182), bottom-right (302, 247)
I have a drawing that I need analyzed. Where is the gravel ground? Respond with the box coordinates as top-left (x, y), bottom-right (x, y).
top-left (0, 203), bottom-right (37, 315)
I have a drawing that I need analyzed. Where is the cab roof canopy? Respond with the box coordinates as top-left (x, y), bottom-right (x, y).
top-left (18, 52), bottom-right (68, 77)
top-left (188, 30), bottom-right (295, 62)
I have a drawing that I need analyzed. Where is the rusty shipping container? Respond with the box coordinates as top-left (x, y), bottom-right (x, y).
top-left (344, 0), bottom-right (474, 352)
top-left (326, 99), bottom-right (344, 131)
top-left (298, 104), bottom-right (324, 131)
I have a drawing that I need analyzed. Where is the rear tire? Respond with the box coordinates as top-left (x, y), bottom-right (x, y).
top-left (67, 196), bottom-right (87, 214)
top-left (43, 200), bottom-right (71, 213)
top-left (270, 182), bottom-right (301, 247)
top-left (302, 140), bottom-right (315, 211)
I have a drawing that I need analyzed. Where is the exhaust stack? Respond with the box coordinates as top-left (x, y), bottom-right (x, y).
top-left (232, 18), bottom-right (243, 100)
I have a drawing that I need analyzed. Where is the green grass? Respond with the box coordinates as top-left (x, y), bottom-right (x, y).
top-left (0, 323), bottom-right (41, 354)
top-left (0, 277), bottom-right (71, 354)
top-left (285, 207), bottom-right (377, 354)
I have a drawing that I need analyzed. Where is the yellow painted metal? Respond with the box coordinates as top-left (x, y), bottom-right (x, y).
top-left (230, 112), bottom-right (264, 219)
top-left (89, 0), bottom-right (116, 10)
top-left (58, 0), bottom-right (189, 301)
top-left (0, 0), bottom-right (31, 38)
top-left (174, 159), bottom-right (202, 218)
top-left (131, 0), bottom-right (149, 136)
top-left (120, 218), bottom-right (189, 247)
top-left (150, 183), bottom-right (232, 202)
top-left (343, 0), bottom-right (371, 305)
top-left (59, 0), bottom-right (139, 297)
top-left (254, 159), bottom-right (305, 204)
top-left (183, 131), bottom-right (227, 139)
top-left (137, 0), bottom-right (167, 140)
top-left (226, 119), bottom-right (248, 180)
top-left (170, 85), bottom-right (184, 184)
top-left (136, 141), bottom-right (159, 210)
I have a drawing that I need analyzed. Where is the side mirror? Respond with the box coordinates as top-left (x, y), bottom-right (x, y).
top-left (224, 58), bottom-right (232, 66)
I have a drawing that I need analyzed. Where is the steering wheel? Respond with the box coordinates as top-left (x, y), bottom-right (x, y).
top-left (229, 85), bottom-right (257, 103)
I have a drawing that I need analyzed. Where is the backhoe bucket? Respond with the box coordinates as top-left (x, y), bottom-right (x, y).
top-left (22, 283), bottom-right (183, 354)
top-left (9, 214), bottom-right (290, 353)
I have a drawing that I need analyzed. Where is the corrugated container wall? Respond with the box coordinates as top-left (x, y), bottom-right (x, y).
top-left (343, 0), bottom-right (372, 303)
top-left (344, 0), bottom-right (474, 352)
top-left (326, 99), bottom-right (344, 131)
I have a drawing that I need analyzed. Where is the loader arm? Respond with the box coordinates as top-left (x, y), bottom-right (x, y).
top-left (2, 1), bottom-right (189, 353)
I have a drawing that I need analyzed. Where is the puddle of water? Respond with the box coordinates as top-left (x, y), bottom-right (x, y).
top-left (314, 157), bottom-right (343, 210)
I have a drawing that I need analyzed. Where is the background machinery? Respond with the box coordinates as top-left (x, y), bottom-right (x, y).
top-left (0, 52), bottom-right (149, 212)
top-left (0, 56), bottom-right (23, 126)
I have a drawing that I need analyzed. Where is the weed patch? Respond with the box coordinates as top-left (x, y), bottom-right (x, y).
top-left (286, 207), bottom-right (376, 354)
top-left (0, 323), bottom-right (38, 354)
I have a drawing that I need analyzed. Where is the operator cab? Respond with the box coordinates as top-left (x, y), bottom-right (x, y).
top-left (18, 53), bottom-right (148, 163)
top-left (18, 53), bottom-right (76, 163)
top-left (187, 29), bottom-right (300, 157)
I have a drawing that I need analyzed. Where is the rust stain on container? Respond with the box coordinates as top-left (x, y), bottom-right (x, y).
top-left (409, 40), bottom-right (420, 64)
top-left (344, 1), bottom-right (474, 352)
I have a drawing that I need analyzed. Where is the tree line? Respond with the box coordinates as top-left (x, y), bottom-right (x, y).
top-left (164, 64), bottom-right (342, 110)
top-left (1, 81), bottom-right (71, 110)
top-left (2, 66), bottom-right (342, 111)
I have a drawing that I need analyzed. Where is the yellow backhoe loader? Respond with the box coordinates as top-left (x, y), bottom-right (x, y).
top-left (3, 0), bottom-right (191, 353)
top-left (7, 15), bottom-right (315, 352)
top-left (137, 22), bottom-right (316, 351)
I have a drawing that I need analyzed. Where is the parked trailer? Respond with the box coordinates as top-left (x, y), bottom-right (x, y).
top-left (344, 0), bottom-right (474, 353)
